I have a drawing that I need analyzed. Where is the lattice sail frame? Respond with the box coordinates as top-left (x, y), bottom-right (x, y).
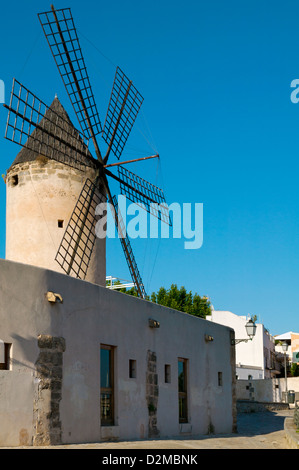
top-left (117, 165), bottom-right (171, 225)
top-left (102, 67), bottom-right (144, 161)
top-left (111, 195), bottom-right (146, 298)
top-left (38, 6), bottom-right (102, 139)
top-left (55, 178), bottom-right (106, 280)
top-left (4, 79), bottom-right (97, 171)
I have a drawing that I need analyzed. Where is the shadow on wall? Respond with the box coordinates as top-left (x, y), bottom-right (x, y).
top-left (10, 333), bottom-right (37, 372)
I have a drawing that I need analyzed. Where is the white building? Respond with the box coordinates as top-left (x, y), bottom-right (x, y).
top-left (0, 260), bottom-right (237, 446)
top-left (0, 99), bottom-right (237, 446)
top-left (206, 310), bottom-right (280, 380)
top-left (275, 332), bottom-right (299, 365)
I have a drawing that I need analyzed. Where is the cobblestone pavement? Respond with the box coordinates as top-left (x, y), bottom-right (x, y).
top-left (6, 409), bottom-right (295, 450)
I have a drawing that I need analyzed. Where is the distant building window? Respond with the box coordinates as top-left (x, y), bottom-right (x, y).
top-left (58, 220), bottom-right (64, 228)
top-left (178, 358), bottom-right (188, 423)
top-left (129, 359), bottom-right (136, 378)
top-left (0, 343), bottom-right (12, 370)
top-left (165, 364), bottom-right (171, 383)
top-left (218, 372), bottom-right (223, 386)
top-left (100, 345), bottom-right (115, 426)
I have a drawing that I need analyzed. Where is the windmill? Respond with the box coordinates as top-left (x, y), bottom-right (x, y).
top-left (3, 5), bottom-right (171, 299)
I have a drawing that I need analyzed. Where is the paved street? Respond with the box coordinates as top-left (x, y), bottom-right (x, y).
top-left (5, 409), bottom-right (294, 450)
top-left (70, 409), bottom-right (294, 449)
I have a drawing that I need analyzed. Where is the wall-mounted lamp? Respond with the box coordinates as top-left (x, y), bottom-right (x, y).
top-left (46, 292), bottom-right (63, 304)
top-left (204, 334), bottom-right (214, 342)
top-left (149, 318), bottom-right (160, 329)
top-left (231, 318), bottom-right (257, 345)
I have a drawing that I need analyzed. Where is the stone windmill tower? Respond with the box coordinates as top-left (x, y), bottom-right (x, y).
top-left (5, 96), bottom-right (106, 286)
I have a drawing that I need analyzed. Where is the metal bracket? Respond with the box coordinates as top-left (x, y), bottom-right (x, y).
top-left (231, 338), bottom-right (253, 346)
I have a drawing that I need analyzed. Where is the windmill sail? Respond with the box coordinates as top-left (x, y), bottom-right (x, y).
top-left (38, 6), bottom-right (102, 145)
top-left (110, 195), bottom-right (146, 299)
top-left (115, 165), bottom-right (171, 225)
top-left (4, 79), bottom-right (97, 172)
top-left (102, 67), bottom-right (144, 162)
top-left (55, 178), bottom-right (106, 280)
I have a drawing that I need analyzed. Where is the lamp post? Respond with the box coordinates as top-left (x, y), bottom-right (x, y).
top-left (281, 341), bottom-right (288, 401)
top-left (231, 318), bottom-right (257, 345)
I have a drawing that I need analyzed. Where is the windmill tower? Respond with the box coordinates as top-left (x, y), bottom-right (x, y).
top-left (5, 96), bottom-right (106, 286)
top-left (3, 5), bottom-right (171, 298)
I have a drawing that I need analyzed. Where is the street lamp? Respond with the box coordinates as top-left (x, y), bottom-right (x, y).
top-left (282, 341), bottom-right (288, 400)
top-left (231, 318), bottom-right (257, 345)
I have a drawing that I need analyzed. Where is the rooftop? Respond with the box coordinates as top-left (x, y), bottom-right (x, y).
top-left (8, 96), bottom-right (96, 172)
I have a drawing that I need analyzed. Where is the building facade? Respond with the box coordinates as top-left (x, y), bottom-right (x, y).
top-left (0, 259), bottom-right (237, 446)
top-left (275, 332), bottom-right (299, 365)
top-left (0, 97), bottom-right (238, 446)
top-left (206, 310), bottom-right (281, 380)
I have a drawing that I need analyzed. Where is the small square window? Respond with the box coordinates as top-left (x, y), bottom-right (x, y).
top-left (58, 220), bottom-right (64, 228)
top-left (218, 372), bottom-right (223, 386)
top-left (11, 175), bottom-right (18, 186)
top-left (129, 359), bottom-right (136, 378)
top-left (165, 364), bottom-right (171, 383)
top-left (0, 343), bottom-right (12, 370)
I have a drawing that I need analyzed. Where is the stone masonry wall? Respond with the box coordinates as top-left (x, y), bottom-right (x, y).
top-left (33, 335), bottom-right (65, 446)
top-left (146, 350), bottom-right (160, 438)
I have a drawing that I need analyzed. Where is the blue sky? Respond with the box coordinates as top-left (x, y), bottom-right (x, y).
top-left (0, 0), bottom-right (299, 335)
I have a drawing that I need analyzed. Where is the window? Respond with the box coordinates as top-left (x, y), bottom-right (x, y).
top-left (58, 220), bottom-right (64, 228)
top-left (218, 372), bottom-right (223, 386)
top-left (0, 343), bottom-right (11, 370)
top-left (178, 358), bottom-right (188, 423)
top-left (100, 345), bottom-right (115, 426)
top-left (165, 364), bottom-right (171, 383)
top-left (11, 175), bottom-right (18, 186)
top-left (129, 359), bottom-right (136, 378)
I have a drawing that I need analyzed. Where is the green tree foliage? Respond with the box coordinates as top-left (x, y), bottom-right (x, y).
top-left (113, 282), bottom-right (211, 319)
top-left (150, 284), bottom-right (211, 319)
top-left (290, 363), bottom-right (299, 377)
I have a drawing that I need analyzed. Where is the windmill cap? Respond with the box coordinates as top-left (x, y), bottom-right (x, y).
top-left (7, 96), bottom-right (94, 172)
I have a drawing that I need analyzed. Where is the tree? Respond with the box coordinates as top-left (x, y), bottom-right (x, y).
top-left (117, 282), bottom-right (211, 319)
top-left (150, 284), bottom-right (211, 319)
top-left (290, 363), bottom-right (299, 377)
